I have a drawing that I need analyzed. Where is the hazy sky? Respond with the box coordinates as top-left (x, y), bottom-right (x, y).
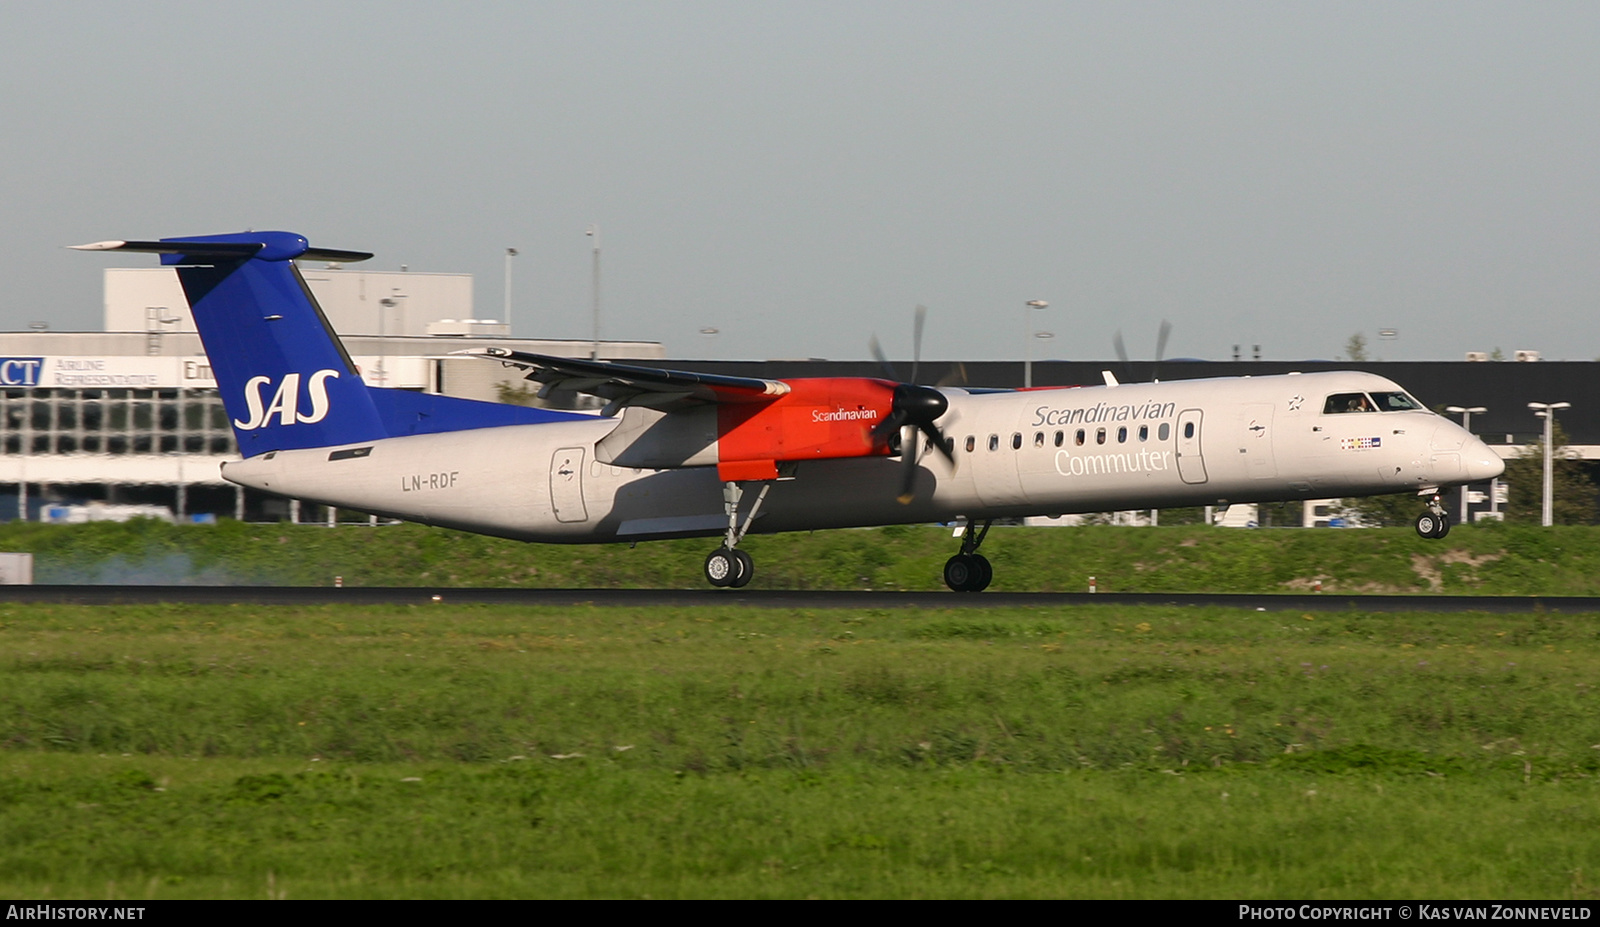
top-left (3, 1), bottom-right (1597, 362)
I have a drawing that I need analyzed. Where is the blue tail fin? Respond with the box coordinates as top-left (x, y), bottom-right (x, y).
top-left (165, 231), bottom-right (389, 454)
top-left (73, 230), bottom-right (581, 456)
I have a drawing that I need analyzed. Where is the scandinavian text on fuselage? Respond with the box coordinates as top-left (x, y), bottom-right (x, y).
top-left (1031, 400), bottom-right (1176, 428)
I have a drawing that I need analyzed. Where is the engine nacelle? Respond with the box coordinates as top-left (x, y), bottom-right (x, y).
top-left (595, 378), bottom-right (902, 481)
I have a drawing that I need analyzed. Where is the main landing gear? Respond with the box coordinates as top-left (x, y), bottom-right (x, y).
top-left (704, 546), bottom-right (753, 588)
top-left (705, 481), bottom-right (771, 589)
top-left (944, 518), bottom-right (994, 592)
top-left (1415, 493), bottom-right (1451, 539)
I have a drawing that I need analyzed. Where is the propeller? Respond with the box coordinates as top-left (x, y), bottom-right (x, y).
top-left (1112, 320), bottom-right (1174, 382)
top-left (868, 305), bottom-right (955, 504)
top-left (1153, 319), bottom-right (1172, 382)
top-left (936, 362), bottom-right (968, 388)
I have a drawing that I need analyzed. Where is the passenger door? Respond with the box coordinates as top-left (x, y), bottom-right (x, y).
top-left (1175, 409), bottom-right (1207, 484)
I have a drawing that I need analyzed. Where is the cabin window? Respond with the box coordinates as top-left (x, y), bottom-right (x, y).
top-left (1324, 392), bottom-right (1376, 413)
top-left (1012, 433), bottom-right (1022, 450)
top-left (1054, 430), bottom-right (1064, 447)
top-left (988, 434), bottom-right (999, 451)
top-left (965, 435), bottom-right (975, 453)
top-left (1034, 432), bottom-right (1045, 448)
top-left (1159, 423), bottom-right (1171, 441)
top-left (1075, 429), bottom-right (1086, 446)
top-left (1096, 427), bottom-right (1107, 445)
top-left (1138, 424), bottom-right (1149, 442)
top-left (1183, 422), bottom-right (1195, 439)
top-left (1117, 426), bottom-right (1128, 443)
top-left (945, 437), bottom-right (955, 456)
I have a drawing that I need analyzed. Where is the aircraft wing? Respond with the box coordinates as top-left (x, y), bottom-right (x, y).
top-left (454, 347), bottom-right (790, 415)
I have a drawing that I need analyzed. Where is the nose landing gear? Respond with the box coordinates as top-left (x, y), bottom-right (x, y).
top-left (1415, 493), bottom-right (1451, 539)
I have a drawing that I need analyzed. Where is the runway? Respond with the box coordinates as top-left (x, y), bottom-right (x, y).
top-left (0, 585), bottom-right (1596, 612)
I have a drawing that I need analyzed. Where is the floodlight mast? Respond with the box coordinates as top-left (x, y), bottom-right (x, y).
top-left (1445, 405), bottom-right (1487, 523)
top-left (1023, 300), bottom-right (1048, 388)
top-left (1527, 401), bottom-right (1571, 527)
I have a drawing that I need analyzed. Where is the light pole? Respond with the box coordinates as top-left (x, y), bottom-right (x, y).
top-left (503, 248), bottom-right (518, 335)
top-left (378, 296), bottom-right (396, 386)
top-left (1445, 405), bottom-right (1487, 523)
top-left (699, 327), bottom-right (720, 359)
top-left (378, 291), bottom-right (405, 387)
top-left (1528, 401), bottom-right (1571, 527)
top-left (1023, 300), bottom-right (1048, 387)
top-left (586, 225), bottom-right (601, 360)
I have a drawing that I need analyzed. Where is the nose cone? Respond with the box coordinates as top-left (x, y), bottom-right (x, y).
top-left (1462, 435), bottom-right (1506, 482)
top-left (1429, 421), bottom-right (1504, 484)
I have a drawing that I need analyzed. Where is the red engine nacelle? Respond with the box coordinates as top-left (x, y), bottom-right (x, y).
top-left (715, 378), bottom-right (898, 481)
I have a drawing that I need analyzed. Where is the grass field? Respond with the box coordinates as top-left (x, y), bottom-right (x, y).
top-left (3, 600), bottom-right (1598, 898)
top-left (9, 518), bottom-right (1600, 595)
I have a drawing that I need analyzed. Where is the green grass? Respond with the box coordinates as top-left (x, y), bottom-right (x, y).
top-left (8, 518), bottom-right (1600, 595)
top-left (3, 602), bottom-right (1599, 898)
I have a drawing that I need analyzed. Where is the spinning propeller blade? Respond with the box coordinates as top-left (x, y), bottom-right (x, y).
top-left (868, 306), bottom-right (954, 503)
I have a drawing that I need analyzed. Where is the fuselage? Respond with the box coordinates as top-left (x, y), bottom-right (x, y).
top-left (221, 370), bottom-right (1503, 543)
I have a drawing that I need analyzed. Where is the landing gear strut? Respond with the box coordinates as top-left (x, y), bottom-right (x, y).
top-left (1415, 493), bottom-right (1451, 539)
top-left (944, 518), bottom-right (994, 592)
top-left (705, 481), bottom-right (769, 588)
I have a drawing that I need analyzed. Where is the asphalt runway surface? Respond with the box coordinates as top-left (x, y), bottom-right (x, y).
top-left (0, 585), bottom-right (1596, 612)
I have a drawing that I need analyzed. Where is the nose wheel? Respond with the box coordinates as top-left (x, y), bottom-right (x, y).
top-left (1415, 494), bottom-right (1451, 539)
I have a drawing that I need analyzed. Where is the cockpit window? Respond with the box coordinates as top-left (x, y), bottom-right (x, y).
top-left (1324, 391), bottom-right (1424, 413)
top-left (1370, 391), bottom-right (1423, 412)
top-left (1324, 392), bottom-right (1375, 413)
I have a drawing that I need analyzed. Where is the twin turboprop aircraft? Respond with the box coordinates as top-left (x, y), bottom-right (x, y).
top-left (73, 231), bottom-right (1505, 591)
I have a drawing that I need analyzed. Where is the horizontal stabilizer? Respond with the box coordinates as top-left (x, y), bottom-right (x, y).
top-left (71, 239), bottom-right (263, 258)
top-left (70, 234), bottom-right (372, 265)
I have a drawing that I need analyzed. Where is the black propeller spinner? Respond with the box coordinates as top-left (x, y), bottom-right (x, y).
top-left (868, 305), bottom-right (955, 504)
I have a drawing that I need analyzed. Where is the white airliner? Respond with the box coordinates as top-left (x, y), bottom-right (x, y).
top-left (73, 232), bottom-right (1504, 591)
